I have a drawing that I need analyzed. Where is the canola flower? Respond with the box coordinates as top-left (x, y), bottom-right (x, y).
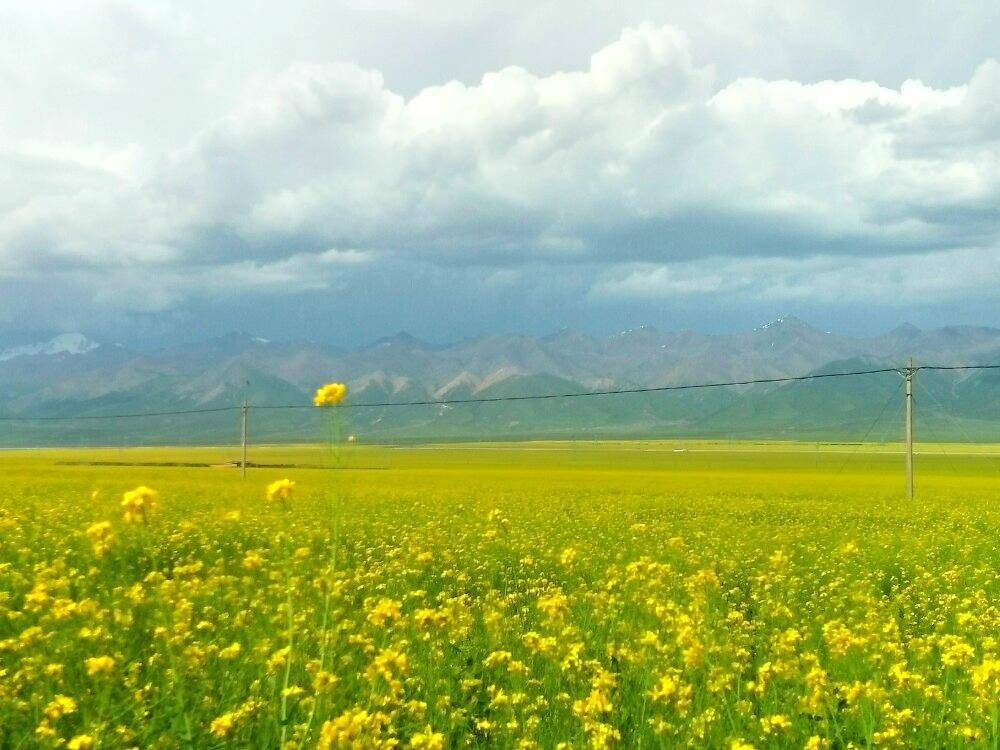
top-left (266, 478), bottom-right (296, 503)
top-left (44, 695), bottom-right (77, 720)
top-left (121, 485), bottom-right (158, 524)
top-left (4, 444), bottom-right (1000, 747)
top-left (210, 712), bottom-right (236, 737)
top-left (84, 520), bottom-right (113, 556)
top-left (313, 382), bottom-right (347, 407)
top-left (410, 725), bottom-right (445, 749)
top-left (84, 655), bottom-right (115, 677)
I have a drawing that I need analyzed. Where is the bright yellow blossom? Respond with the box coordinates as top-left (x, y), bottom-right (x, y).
top-left (44, 695), bottom-right (77, 719)
top-left (85, 655), bottom-right (115, 677)
top-left (210, 712), bottom-right (236, 737)
top-left (410, 725), bottom-right (445, 749)
top-left (121, 486), bottom-right (158, 524)
top-left (313, 382), bottom-right (347, 406)
top-left (85, 520), bottom-right (113, 556)
top-left (266, 478), bottom-right (295, 502)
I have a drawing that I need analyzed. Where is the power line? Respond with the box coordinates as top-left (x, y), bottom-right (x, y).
top-left (256, 366), bottom-right (903, 411)
top-left (919, 364), bottom-right (1000, 372)
top-left (913, 377), bottom-right (1000, 477)
top-left (828, 379), bottom-right (904, 484)
top-left (0, 405), bottom-right (239, 423)
top-left (0, 362), bottom-right (997, 423)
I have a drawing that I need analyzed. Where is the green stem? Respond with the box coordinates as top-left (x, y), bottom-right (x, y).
top-left (161, 614), bottom-right (195, 745)
top-left (295, 561), bottom-right (336, 750)
top-left (279, 542), bottom-right (296, 748)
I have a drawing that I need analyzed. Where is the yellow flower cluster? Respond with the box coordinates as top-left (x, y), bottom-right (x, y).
top-left (120, 485), bottom-right (158, 524)
top-left (266, 478), bottom-right (295, 502)
top-left (313, 382), bottom-right (347, 407)
top-left (84, 655), bottom-right (115, 677)
top-left (3, 447), bottom-right (1000, 747)
top-left (84, 520), bottom-right (113, 556)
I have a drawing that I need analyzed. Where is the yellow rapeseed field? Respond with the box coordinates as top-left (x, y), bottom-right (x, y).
top-left (2, 440), bottom-right (1000, 748)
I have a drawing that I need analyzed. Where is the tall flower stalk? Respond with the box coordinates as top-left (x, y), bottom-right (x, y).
top-left (294, 382), bottom-right (348, 746)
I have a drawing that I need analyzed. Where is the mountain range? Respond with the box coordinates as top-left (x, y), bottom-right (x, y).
top-left (2, 316), bottom-right (999, 446)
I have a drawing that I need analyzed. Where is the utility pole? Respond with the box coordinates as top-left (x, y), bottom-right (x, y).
top-left (241, 399), bottom-right (248, 480)
top-left (904, 358), bottom-right (914, 499)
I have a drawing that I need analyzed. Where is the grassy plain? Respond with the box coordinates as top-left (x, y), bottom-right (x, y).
top-left (2, 440), bottom-right (1000, 748)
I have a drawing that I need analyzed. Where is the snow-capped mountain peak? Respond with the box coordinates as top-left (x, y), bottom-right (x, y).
top-left (0, 333), bottom-right (100, 362)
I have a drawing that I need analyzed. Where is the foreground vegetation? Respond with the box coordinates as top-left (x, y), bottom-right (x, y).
top-left (2, 442), bottom-right (1000, 748)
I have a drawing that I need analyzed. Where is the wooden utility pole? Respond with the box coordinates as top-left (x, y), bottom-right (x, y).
top-left (904, 358), bottom-right (914, 499)
top-left (241, 400), bottom-right (248, 480)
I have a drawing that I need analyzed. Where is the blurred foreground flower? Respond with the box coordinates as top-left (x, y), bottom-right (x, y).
top-left (85, 520), bottom-right (113, 556)
top-left (85, 655), bottom-right (115, 677)
top-left (121, 486), bottom-right (158, 524)
top-left (266, 478), bottom-right (295, 503)
top-left (313, 382), bottom-right (347, 406)
top-left (410, 725), bottom-right (445, 749)
top-left (210, 712), bottom-right (236, 738)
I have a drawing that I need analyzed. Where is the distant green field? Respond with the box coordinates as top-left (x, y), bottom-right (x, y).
top-left (4, 439), bottom-right (999, 497)
top-left (3, 441), bottom-right (1000, 748)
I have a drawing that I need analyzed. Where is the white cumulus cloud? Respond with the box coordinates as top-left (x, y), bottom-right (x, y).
top-left (0, 7), bottom-right (997, 336)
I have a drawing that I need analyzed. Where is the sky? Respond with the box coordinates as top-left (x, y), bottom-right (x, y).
top-left (1, 0), bottom-right (998, 347)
